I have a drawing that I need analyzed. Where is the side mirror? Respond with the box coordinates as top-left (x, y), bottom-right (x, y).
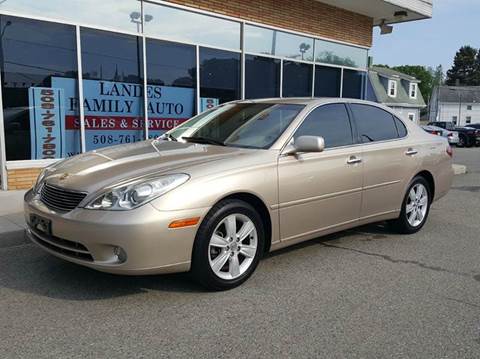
top-left (283, 135), bottom-right (325, 156)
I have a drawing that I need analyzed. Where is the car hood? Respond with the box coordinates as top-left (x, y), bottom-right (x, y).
top-left (42, 140), bottom-right (253, 194)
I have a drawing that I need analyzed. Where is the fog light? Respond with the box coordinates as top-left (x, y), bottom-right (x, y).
top-left (113, 246), bottom-right (127, 262)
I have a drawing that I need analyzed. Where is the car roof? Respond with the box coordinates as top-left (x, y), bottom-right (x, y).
top-left (233, 97), bottom-right (374, 106)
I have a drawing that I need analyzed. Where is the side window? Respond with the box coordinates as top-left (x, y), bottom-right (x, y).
top-left (350, 104), bottom-right (399, 143)
top-left (394, 117), bottom-right (408, 137)
top-left (293, 104), bottom-right (353, 148)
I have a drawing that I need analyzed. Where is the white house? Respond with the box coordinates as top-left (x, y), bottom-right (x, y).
top-left (429, 86), bottom-right (480, 126)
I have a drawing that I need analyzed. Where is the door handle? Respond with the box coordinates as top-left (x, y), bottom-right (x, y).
top-left (347, 156), bottom-right (362, 165)
top-left (405, 148), bottom-right (418, 156)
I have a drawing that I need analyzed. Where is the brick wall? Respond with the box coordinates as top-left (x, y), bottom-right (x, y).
top-left (7, 168), bottom-right (41, 190)
top-left (166, 0), bottom-right (373, 47)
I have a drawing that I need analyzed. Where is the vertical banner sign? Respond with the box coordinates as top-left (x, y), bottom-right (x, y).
top-left (28, 87), bottom-right (65, 159)
top-left (200, 97), bottom-right (219, 112)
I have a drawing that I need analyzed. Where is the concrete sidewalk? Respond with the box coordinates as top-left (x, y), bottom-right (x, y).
top-left (0, 190), bottom-right (28, 248)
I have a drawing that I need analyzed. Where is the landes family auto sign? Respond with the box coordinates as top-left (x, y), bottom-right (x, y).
top-left (28, 78), bottom-right (196, 159)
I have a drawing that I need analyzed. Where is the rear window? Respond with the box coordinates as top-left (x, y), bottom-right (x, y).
top-left (350, 104), bottom-right (399, 143)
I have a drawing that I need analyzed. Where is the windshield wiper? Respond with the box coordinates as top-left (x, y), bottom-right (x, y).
top-left (182, 136), bottom-right (225, 146)
top-left (161, 133), bottom-right (177, 142)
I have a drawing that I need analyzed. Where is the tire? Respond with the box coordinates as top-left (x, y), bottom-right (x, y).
top-left (191, 199), bottom-right (265, 291)
top-left (466, 136), bottom-right (474, 148)
top-left (389, 176), bottom-right (431, 234)
top-left (458, 135), bottom-right (466, 147)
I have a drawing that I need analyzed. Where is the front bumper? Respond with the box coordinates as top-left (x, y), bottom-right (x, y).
top-left (24, 190), bottom-right (210, 275)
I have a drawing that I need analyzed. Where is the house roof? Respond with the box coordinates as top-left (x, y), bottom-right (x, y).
top-left (436, 86), bottom-right (480, 103)
top-left (368, 67), bottom-right (426, 108)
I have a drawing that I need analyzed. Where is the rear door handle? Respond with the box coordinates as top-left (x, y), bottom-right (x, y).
top-left (347, 156), bottom-right (362, 165)
top-left (405, 148), bottom-right (418, 156)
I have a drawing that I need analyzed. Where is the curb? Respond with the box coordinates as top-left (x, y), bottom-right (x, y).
top-left (0, 229), bottom-right (28, 249)
top-left (452, 164), bottom-right (467, 175)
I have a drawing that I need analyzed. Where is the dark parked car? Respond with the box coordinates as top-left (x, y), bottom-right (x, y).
top-left (428, 121), bottom-right (479, 147)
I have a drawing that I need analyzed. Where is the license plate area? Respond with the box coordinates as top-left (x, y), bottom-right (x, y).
top-left (30, 214), bottom-right (52, 236)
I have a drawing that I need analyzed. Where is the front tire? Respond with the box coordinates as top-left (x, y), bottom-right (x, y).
top-left (389, 176), bottom-right (431, 234)
top-left (191, 199), bottom-right (265, 290)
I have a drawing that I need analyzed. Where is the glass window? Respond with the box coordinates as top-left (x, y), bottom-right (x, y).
top-left (388, 80), bottom-right (397, 97)
top-left (282, 61), bottom-right (313, 97)
top-left (0, 16), bottom-right (80, 161)
top-left (467, 105), bottom-right (472, 110)
top-left (143, 4), bottom-right (240, 50)
top-left (199, 47), bottom-right (241, 107)
top-left (394, 117), bottom-right (408, 137)
top-left (350, 104), bottom-right (399, 143)
top-left (174, 103), bottom-right (304, 149)
top-left (146, 39), bottom-right (196, 138)
top-left (466, 116), bottom-right (472, 124)
top-left (342, 69), bottom-right (366, 99)
top-left (244, 25), bottom-right (314, 61)
top-left (0, 0), bottom-right (142, 33)
top-left (315, 39), bottom-right (368, 68)
top-left (294, 104), bottom-right (353, 148)
top-left (409, 83), bottom-right (417, 98)
top-left (245, 55), bottom-right (280, 99)
top-left (314, 66), bottom-right (341, 97)
top-left (81, 28), bottom-right (145, 151)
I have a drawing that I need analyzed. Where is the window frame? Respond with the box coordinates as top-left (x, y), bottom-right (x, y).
top-left (408, 112), bottom-right (416, 122)
top-left (388, 80), bottom-right (397, 98)
top-left (409, 83), bottom-right (418, 99)
top-left (348, 103), bottom-right (408, 145)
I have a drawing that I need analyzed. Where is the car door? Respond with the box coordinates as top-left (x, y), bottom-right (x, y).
top-left (349, 103), bottom-right (418, 220)
top-left (277, 103), bottom-right (363, 242)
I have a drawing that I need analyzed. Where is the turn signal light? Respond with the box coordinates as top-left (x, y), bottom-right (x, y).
top-left (169, 217), bottom-right (200, 228)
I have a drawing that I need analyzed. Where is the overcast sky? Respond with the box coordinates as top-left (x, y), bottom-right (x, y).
top-left (370, 0), bottom-right (478, 72)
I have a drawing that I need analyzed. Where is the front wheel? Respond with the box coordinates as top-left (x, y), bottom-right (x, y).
top-left (191, 199), bottom-right (265, 290)
top-left (389, 176), bottom-right (431, 234)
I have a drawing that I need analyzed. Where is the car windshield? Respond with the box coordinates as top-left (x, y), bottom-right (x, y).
top-left (164, 103), bottom-right (305, 149)
top-left (445, 123), bottom-right (455, 130)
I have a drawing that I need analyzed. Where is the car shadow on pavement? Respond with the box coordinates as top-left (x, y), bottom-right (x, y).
top-left (0, 222), bottom-right (394, 300)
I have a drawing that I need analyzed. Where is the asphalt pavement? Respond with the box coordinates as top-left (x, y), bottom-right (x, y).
top-left (0, 148), bottom-right (479, 358)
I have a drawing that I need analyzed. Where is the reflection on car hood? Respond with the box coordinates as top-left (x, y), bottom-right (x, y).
top-left (42, 140), bottom-right (252, 193)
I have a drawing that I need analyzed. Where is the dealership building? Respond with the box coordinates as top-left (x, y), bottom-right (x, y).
top-left (0, 0), bottom-right (432, 190)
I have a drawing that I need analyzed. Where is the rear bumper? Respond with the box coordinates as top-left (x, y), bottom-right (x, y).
top-left (24, 189), bottom-right (210, 275)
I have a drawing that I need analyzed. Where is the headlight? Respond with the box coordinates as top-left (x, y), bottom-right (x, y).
top-left (85, 174), bottom-right (190, 210)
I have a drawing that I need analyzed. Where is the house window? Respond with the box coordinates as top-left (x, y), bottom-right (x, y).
top-left (452, 116), bottom-right (458, 124)
top-left (409, 83), bottom-right (418, 99)
top-left (467, 105), bottom-right (473, 110)
top-left (408, 113), bottom-right (416, 122)
top-left (388, 80), bottom-right (397, 97)
top-left (466, 116), bottom-right (472, 124)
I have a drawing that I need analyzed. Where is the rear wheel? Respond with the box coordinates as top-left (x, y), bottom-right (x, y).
top-left (389, 176), bottom-right (431, 234)
top-left (191, 199), bottom-right (265, 290)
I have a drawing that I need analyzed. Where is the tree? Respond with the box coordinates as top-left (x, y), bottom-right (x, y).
top-left (472, 51), bottom-right (480, 85)
top-left (392, 65), bottom-right (434, 100)
top-left (446, 46), bottom-right (477, 86)
top-left (431, 65), bottom-right (444, 87)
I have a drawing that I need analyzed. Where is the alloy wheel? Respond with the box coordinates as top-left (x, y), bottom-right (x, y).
top-left (406, 183), bottom-right (429, 227)
top-left (208, 213), bottom-right (258, 280)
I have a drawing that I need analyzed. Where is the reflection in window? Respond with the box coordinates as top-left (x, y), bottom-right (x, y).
top-left (314, 66), bottom-right (341, 97)
top-left (294, 104), bottom-right (353, 148)
top-left (245, 55), bottom-right (280, 99)
top-left (81, 28), bottom-right (144, 150)
top-left (350, 104), bottom-right (399, 142)
top-left (0, 16), bottom-right (80, 160)
top-left (200, 48), bottom-right (240, 106)
top-left (244, 25), bottom-right (314, 61)
top-left (146, 39), bottom-right (196, 138)
top-left (143, 4), bottom-right (240, 50)
top-left (342, 69), bottom-right (366, 99)
top-left (0, 0), bottom-right (142, 33)
top-left (315, 39), bottom-right (368, 69)
top-left (282, 61), bottom-right (313, 97)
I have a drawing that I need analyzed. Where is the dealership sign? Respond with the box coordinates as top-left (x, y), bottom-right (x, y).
top-left (29, 78), bottom-right (196, 159)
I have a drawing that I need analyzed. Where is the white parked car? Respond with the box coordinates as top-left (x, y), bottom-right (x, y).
top-left (421, 125), bottom-right (459, 145)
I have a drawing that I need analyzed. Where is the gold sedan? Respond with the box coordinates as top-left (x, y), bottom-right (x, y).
top-left (25, 99), bottom-right (454, 290)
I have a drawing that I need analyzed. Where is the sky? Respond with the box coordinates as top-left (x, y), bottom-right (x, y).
top-left (370, 0), bottom-right (478, 72)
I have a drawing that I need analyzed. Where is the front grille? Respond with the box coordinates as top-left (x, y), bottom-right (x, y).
top-left (29, 228), bottom-right (94, 262)
top-left (40, 183), bottom-right (87, 212)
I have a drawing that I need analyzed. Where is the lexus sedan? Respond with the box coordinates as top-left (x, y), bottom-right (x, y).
top-left (25, 99), bottom-right (454, 290)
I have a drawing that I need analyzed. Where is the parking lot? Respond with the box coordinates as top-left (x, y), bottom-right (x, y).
top-left (0, 148), bottom-right (479, 358)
